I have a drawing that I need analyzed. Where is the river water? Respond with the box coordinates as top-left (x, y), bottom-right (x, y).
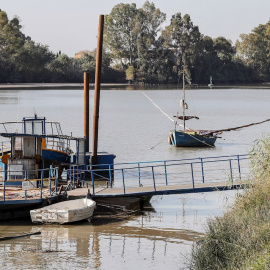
top-left (0, 86), bottom-right (270, 269)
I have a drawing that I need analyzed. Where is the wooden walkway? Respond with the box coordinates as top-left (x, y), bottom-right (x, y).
top-left (66, 181), bottom-right (247, 199)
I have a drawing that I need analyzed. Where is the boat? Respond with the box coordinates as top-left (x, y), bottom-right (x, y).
top-left (208, 76), bottom-right (214, 88)
top-left (169, 67), bottom-right (218, 147)
top-left (0, 115), bottom-right (86, 220)
top-left (30, 198), bottom-right (96, 224)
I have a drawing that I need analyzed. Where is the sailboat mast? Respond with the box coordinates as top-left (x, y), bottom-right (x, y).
top-left (182, 68), bottom-right (186, 131)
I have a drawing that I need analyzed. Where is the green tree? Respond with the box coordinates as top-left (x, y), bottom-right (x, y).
top-left (12, 40), bottom-right (54, 82)
top-left (236, 21), bottom-right (270, 81)
top-left (135, 1), bottom-right (166, 82)
top-left (46, 53), bottom-right (77, 82)
top-left (126, 65), bottom-right (135, 81)
top-left (0, 10), bottom-right (26, 56)
top-left (162, 13), bottom-right (202, 82)
top-left (104, 3), bottom-right (138, 67)
top-left (104, 1), bottom-right (167, 83)
top-left (0, 9), bottom-right (26, 82)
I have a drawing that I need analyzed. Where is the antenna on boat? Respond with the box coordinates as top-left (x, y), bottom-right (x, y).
top-left (182, 66), bottom-right (186, 131)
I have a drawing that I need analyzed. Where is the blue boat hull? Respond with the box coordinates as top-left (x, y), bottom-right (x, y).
top-left (42, 149), bottom-right (70, 163)
top-left (169, 130), bottom-right (216, 147)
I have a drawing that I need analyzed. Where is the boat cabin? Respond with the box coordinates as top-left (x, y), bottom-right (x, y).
top-left (0, 115), bottom-right (86, 185)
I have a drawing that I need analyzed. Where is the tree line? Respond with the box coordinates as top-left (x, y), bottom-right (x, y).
top-left (1, 2), bottom-right (270, 84)
top-left (0, 9), bottom-right (124, 83)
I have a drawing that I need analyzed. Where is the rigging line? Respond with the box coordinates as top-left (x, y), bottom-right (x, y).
top-left (143, 92), bottom-right (175, 123)
top-left (186, 132), bottom-right (215, 148)
top-left (150, 137), bottom-right (167, 150)
top-left (143, 92), bottom-right (192, 130)
top-left (213, 118), bottom-right (270, 133)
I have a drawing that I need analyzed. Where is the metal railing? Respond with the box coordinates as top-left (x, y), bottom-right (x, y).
top-left (68, 154), bottom-right (251, 196)
top-left (0, 167), bottom-right (59, 201)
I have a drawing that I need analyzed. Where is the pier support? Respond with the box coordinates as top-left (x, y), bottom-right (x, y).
top-left (84, 72), bottom-right (90, 152)
top-left (92, 14), bottom-right (104, 164)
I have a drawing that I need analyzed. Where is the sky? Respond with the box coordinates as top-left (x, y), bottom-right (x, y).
top-left (0, 0), bottom-right (270, 57)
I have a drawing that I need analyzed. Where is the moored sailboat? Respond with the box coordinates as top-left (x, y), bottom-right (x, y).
top-left (169, 68), bottom-right (218, 147)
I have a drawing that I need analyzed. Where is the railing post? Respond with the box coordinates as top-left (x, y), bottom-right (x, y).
top-left (55, 178), bottom-right (58, 195)
top-left (200, 158), bottom-right (205, 183)
top-left (72, 166), bottom-right (75, 185)
top-left (164, 161), bottom-right (168, 185)
top-left (109, 165), bottom-right (113, 188)
top-left (229, 159), bottom-right (233, 184)
top-left (24, 169), bottom-right (27, 200)
top-left (152, 166), bottom-right (156, 192)
top-left (191, 163), bottom-right (195, 189)
top-left (138, 163), bottom-right (141, 187)
top-left (91, 170), bottom-right (95, 195)
top-left (40, 170), bottom-right (44, 199)
top-left (3, 178), bottom-right (6, 201)
top-left (122, 169), bottom-right (126, 194)
top-left (237, 155), bottom-right (241, 180)
top-left (49, 175), bottom-right (52, 197)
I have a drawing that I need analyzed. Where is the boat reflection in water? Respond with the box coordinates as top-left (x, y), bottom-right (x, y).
top-left (0, 191), bottom-right (237, 269)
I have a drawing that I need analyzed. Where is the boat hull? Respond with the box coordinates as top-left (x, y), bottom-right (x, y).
top-left (42, 149), bottom-right (70, 163)
top-left (170, 130), bottom-right (216, 147)
top-left (0, 199), bottom-right (43, 220)
top-left (0, 195), bottom-right (58, 221)
top-left (30, 198), bottom-right (96, 224)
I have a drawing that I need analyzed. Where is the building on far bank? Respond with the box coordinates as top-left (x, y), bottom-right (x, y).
top-left (75, 50), bottom-right (95, 59)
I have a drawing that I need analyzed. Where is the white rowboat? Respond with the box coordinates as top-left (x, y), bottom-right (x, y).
top-left (30, 198), bottom-right (96, 224)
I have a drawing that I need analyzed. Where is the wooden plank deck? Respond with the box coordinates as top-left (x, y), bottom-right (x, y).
top-left (88, 180), bottom-right (246, 198)
top-left (0, 187), bottom-right (58, 202)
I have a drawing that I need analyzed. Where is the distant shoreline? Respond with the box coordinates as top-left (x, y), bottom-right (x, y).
top-left (1, 82), bottom-right (270, 90)
top-left (0, 83), bottom-right (129, 90)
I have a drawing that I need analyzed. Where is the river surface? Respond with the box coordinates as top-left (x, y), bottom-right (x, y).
top-left (0, 86), bottom-right (270, 269)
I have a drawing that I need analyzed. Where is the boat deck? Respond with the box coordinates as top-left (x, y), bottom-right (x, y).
top-left (0, 186), bottom-right (58, 202)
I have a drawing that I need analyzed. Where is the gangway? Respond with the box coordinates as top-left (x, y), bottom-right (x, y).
top-left (68, 154), bottom-right (251, 198)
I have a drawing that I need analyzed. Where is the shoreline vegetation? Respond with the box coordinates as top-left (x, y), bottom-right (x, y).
top-left (0, 83), bottom-right (129, 90)
top-left (190, 137), bottom-right (270, 269)
top-left (1, 83), bottom-right (270, 91)
top-left (1, 2), bottom-right (270, 85)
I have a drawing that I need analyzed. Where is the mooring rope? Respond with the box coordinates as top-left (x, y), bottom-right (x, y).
top-left (150, 137), bottom-right (167, 150)
top-left (143, 92), bottom-right (193, 130)
top-left (185, 132), bottom-right (215, 148)
top-left (211, 118), bottom-right (270, 133)
top-left (143, 92), bottom-right (215, 147)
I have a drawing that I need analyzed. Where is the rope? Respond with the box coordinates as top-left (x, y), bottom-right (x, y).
top-left (212, 118), bottom-right (270, 133)
top-left (143, 92), bottom-right (193, 130)
top-left (185, 132), bottom-right (215, 148)
top-left (150, 137), bottom-right (167, 150)
top-left (143, 92), bottom-right (216, 147)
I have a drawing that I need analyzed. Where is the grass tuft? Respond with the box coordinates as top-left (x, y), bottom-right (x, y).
top-left (190, 136), bottom-right (270, 269)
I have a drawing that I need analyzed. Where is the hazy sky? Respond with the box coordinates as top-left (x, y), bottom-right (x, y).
top-left (1, 0), bottom-right (269, 56)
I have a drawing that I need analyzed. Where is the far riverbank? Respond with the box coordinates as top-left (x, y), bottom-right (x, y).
top-left (0, 83), bottom-right (129, 90)
top-left (1, 82), bottom-right (270, 90)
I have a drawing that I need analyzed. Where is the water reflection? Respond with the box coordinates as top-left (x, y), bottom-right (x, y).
top-left (1, 191), bottom-right (238, 269)
top-left (0, 87), bottom-right (255, 269)
top-left (0, 211), bottom-right (203, 269)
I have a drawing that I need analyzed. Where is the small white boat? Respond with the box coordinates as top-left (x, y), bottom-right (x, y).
top-left (30, 198), bottom-right (96, 224)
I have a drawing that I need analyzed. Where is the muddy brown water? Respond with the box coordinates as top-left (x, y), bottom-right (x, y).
top-left (0, 191), bottom-right (239, 269)
top-left (1, 87), bottom-right (269, 268)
